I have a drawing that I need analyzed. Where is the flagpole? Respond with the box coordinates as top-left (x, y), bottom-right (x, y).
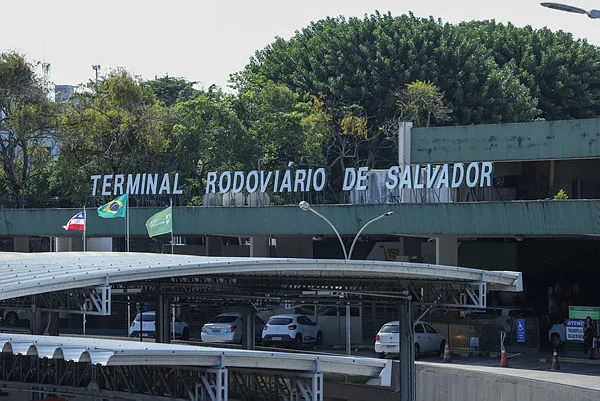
top-left (170, 198), bottom-right (174, 255)
top-left (83, 205), bottom-right (86, 252)
top-left (126, 194), bottom-right (130, 253)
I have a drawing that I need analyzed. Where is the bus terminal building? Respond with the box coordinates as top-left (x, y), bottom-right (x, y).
top-left (1, 117), bottom-right (600, 347)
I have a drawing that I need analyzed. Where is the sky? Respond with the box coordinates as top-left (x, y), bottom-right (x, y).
top-left (3, 0), bottom-right (600, 90)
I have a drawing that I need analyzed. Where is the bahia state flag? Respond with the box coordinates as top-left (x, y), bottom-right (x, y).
top-left (97, 194), bottom-right (128, 218)
top-left (62, 211), bottom-right (85, 231)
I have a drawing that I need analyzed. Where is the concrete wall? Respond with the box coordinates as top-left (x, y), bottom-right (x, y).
top-left (416, 362), bottom-right (600, 401)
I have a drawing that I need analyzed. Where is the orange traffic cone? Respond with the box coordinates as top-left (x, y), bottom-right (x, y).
top-left (500, 348), bottom-right (508, 368)
top-left (551, 349), bottom-right (560, 371)
top-left (442, 342), bottom-right (452, 363)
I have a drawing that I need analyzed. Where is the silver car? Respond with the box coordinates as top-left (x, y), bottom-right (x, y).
top-left (375, 320), bottom-right (446, 359)
top-left (201, 312), bottom-right (265, 344)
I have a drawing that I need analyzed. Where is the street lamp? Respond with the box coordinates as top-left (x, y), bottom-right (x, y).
top-left (298, 201), bottom-right (394, 355)
top-left (541, 2), bottom-right (600, 18)
top-left (298, 200), bottom-right (348, 260)
top-left (298, 201), bottom-right (394, 261)
top-left (348, 211), bottom-right (394, 260)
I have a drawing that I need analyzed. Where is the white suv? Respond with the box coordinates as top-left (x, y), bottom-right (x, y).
top-left (262, 314), bottom-right (323, 348)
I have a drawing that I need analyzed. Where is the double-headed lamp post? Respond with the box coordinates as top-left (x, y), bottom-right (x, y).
top-left (299, 201), bottom-right (394, 354)
top-left (541, 2), bottom-right (600, 18)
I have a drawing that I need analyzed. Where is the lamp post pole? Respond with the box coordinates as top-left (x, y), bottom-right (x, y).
top-left (299, 201), bottom-right (393, 355)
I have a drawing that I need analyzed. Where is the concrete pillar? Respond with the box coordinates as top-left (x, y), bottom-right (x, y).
top-left (275, 236), bottom-right (313, 258)
top-left (249, 236), bottom-right (269, 257)
top-left (13, 236), bottom-right (29, 252)
top-left (206, 236), bottom-right (222, 256)
top-left (155, 293), bottom-right (169, 343)
top-left (398, 121), bottom-right (413, 204)
top-left (242, 308), bottom-right (256, 350)
top-left (87, 237), bottom-right (113, 251)
top-left (55, 237), bottom-right (87, 252)
top-left (435, 235), bottom-right (458, 266)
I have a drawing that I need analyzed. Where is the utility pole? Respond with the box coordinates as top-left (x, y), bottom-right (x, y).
top-left (92, 65), bottom-right (101, 86)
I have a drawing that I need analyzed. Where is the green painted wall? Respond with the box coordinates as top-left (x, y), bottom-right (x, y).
top-left (1, 200), bottom-right (599, 237)
top-left (412, 118), bottom-right (600, 163)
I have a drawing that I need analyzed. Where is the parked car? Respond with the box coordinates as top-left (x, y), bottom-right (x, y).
top-left (262, 314), bottom-right (323, 348)
top-left (463, 307), bottom-right (532, 333)
top-left (201, 312), bottom-right (265, 344)
top-left (375, 320), bottom-right (447, 359)
top-left (548, 322), bottom-right (567, 348)
top-left (128, 311), bottom-right (190, 340)
top-left (0, 309), bottom-right (28, 327)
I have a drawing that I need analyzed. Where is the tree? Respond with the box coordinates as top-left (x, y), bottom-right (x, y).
top-left (53, 69), bottom-right (173, 204)
top-left (0, 52), bottom-right (56, 207)
top-left (146, 75), bottom-right (198, 107)
top-left (396, 80), bottom-right (451, 127)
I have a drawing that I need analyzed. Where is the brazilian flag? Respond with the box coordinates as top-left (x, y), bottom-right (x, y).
top-left (97, 194), bottom-right (128, 218)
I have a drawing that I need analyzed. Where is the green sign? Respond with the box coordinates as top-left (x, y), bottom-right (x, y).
top-left (145, 207), bottom-right (172, 238)
top-left (569, 306), bottom-right (600, 320)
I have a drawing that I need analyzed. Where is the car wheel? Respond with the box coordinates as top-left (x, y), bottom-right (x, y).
top-left (376, 352), bottom-right (385, 359)
top-left (551, 333), bottom-right (562, 348)
top-left (316, 331), bottom-right (324, 346)
top-left (414, 343), bottom-right (420, 359)
top-left (181, 328), bottom-right (189, 341)
top-left (295, 333), bottom-right (303, 349)
top-left (4, 312), bottom-right (18, 327)
top-left (439, 340), bottom-right (447, 356)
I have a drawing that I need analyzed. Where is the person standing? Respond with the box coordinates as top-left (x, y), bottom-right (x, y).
top-left (583, 316), bottom-right (595, 359)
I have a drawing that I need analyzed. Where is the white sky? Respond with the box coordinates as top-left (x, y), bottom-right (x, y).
top-left (3, 1), bottom-right (600, 89)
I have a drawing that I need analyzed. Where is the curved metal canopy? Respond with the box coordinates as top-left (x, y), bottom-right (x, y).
top-left (0, 252), bottom-right (522, 301)
top-left (0, 332), bottom-right (392, 385)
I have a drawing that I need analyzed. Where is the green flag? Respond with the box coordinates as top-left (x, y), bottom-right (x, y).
top-left (97, 194), bottom-right (128, 218)
top-left (145, 206), bottom-right (172, 237)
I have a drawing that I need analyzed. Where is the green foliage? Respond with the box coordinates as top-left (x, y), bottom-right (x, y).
top-left (243, 12), bottom-right (599, 126)
top-left (53, 69), bottom-right (174, 203)
top-left (554, 189), bottom-right (569, 200)
top-left (0, 51), bottom-right (57, 207)
top-left (396, 80), bottom-right (451, 127)
top-left (146, 75), bottom-right (198, 107)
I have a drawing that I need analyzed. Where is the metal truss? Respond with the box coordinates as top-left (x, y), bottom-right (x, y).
top-left (0, 353), bottom-right (325, 401)
top-left (408, 281), bottom-right (487, 309)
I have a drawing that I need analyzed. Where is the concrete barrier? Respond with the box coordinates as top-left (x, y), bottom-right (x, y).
top-left (416, 361), bottom-right (600, 401)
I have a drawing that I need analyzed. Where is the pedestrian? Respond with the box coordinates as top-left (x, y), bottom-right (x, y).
top-left (583, 316), bottom-right (595, 359)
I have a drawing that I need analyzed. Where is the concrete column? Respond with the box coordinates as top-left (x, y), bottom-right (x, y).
top-left (155, 293), bottom-right (169, 343)
top-left (87, 237), bottom-right (113, 251)
top-left (55, 237), bottom-right (75, 252)
top-left (242, 309), bottom-right (256, 350)
top-left (13, 236), bottom-right (29, 252)
top-left (206, 236), bottom-right (222, 256)
top-left (249, 236), bottom-right (269, 257)
top-left (435, 235), bottom-right (458, 266)
top-left (398, 121), bottom-right (413, 204)
top-left (275, 236), bottom-right (313, 258)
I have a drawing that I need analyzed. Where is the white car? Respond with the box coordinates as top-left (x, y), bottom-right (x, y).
top-left (201, 312), bottom-right (265, 344)
top-left (548, 322), bottom-right (567, 348)
top-left (262, 314), bottom-right (323, 348)
top-left (128, 311), bottom-right (190, 340)
top-left (375, 320), bottom-right (447, 359)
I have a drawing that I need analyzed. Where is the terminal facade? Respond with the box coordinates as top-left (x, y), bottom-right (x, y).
top-left (1, 118), bottom-right (599, 346)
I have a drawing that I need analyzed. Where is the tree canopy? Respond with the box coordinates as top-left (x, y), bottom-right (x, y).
top-left (2, 13), bottom-right (600, 207)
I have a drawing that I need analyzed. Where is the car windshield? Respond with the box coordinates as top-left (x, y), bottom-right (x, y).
top-left (209, 315), bottom-right (238, 323)
top-left (135, 313), bottom-right (155, 322)
top-left (268, 317), bottom-right (293, 325)
top-left (379, 324), bottom-right (399, 333)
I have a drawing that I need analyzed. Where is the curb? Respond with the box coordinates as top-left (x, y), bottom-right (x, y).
top-left (538, 356), bottom-right (600, 365)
